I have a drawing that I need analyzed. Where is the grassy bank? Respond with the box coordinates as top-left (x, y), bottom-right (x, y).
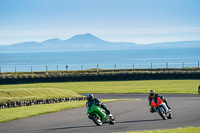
top-left (124, 127), bottom-right (200, 133)
top-left (0, 99), bottom-right (131, 123)
top-left (0, 80), bottom-right (199, 94)
top-left (0, 88), bottom-right (81, 103)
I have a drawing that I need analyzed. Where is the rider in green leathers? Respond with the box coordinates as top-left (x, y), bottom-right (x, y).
top-left (86, 94), bottom-right (110, 115)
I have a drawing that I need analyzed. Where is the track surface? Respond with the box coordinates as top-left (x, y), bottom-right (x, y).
top-left (0, 94), bottom-right (200, 133)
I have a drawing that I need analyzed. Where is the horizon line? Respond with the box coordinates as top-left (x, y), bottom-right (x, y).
top-left (1, 31), bottom-right (200, 45)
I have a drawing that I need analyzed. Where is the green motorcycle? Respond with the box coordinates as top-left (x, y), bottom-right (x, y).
top-left (87, 104), bottom-right (115, 126)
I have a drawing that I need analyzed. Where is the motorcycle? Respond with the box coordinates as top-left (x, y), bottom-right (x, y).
top-left (151, 97), bottom-right (172, 120)
top-left (87, 104), bottom-right (115, 126)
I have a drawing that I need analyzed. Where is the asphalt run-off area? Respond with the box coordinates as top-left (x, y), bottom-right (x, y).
top-left (0, 94), bottom-right (200, 133)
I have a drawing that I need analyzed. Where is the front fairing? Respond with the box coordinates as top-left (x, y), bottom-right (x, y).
top-left (151, 97), bottom-right (163, 107)
top-left (87, 104), bottom-right (107, 123)
top-left (153, 103), bottom-right (169, 114)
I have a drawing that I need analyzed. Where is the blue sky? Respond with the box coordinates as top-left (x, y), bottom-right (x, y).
top-left (0, 0), bottom-right (200, 45)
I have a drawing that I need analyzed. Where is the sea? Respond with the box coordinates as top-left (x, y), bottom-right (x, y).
top-left (0, 48), bottom-right (199, 73)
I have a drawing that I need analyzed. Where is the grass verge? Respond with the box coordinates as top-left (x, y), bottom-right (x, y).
top-left (0, 80), bottom-right (199, 94)
top-left (0, 88), bottom-right (81, 103)
top-left (123, 127), bottom-right (200, 133)
top-left (0, 99), bottom-right (132, 123)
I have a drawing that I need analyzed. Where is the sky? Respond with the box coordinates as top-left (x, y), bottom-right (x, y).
top-left (0, 0), bottom-right (200, 45)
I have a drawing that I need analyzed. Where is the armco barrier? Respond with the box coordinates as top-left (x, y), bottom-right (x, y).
top-left (0, 97), bottom-right (86, 109)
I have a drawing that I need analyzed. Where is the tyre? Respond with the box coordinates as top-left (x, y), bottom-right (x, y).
top-left (109, 115), bottom-right (115, 125)
top-left (92, 114), bottom-right (102, 126)
top-left (159, 108), bottom-right (167, 120)
top-left (167, 112), bottom-right (173, 119)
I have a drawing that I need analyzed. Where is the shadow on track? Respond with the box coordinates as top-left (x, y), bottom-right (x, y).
top-left (42, 125), bottom-right (96, 131)
top-left (42, 119), bottom-right (162, 131)
top-left (117, 119), bottom-right (162, 124)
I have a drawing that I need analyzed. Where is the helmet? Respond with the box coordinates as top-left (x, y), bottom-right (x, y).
top-left (149, 90), bottom-right (155, 98)
top-left (87, 93), bottom-right (94, 101)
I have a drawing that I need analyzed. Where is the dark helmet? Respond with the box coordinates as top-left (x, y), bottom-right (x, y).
top-left (149, 90), bottom-right (155, 98)
top-left (87, 93), bottom-right (94, 101)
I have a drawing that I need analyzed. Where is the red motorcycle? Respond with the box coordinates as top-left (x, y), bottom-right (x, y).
top-left (151, 97), bottom-right (172, 120)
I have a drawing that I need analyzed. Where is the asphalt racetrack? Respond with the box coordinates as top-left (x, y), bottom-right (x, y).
top-left (0, 94), bottom-right (200, 133)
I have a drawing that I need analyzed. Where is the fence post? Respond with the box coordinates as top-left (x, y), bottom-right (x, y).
top-left (81, 65), bottom-right (83, 70)
top-left (166, 62), bottom-right (168, 69)
top-left (31, 66), bottom-right (32, 72)
top-left (46, 66), bottom-right (48, 72)
top-left (182, 62), bottom-right (184, 68)
top-left (133, 63), bottom-right (134, 69)
top-left (66, 65), bottom-right (68, 71)
top-left (198, 61), bottom-right (199, 68)
top-left (57, 65), bottom-right (58, 71)
top-left (15, 67), bottom-right (17, 73)
top-left (151, 63), bottom-right (152, 69)
top-left (97, 64), bottom-right (99, 72)
top-left (115, 64), bottom-right (116, 69)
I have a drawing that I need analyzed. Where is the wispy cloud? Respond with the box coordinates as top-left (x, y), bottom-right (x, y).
top-left (95, 27), bottom-right (200, 35)
top-left (0, 27), bottom-right (200, 36)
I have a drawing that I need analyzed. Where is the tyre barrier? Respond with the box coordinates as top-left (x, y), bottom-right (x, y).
top-left (0, 97), bottom-right (86, 109)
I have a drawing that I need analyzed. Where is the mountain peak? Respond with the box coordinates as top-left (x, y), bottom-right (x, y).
top-left (74, 33), bottom-right (93, 37)
top-left (42, 38), bottom-right (62, 44)
top-left (64, 33), bottom-right (107, 44)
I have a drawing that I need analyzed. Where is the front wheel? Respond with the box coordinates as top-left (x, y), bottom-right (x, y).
top-left (167, 112), bottom-right (173, 119)
top-left (109, 115), bottom-right (115, 125)
top-left (158, 108), bottom-right (167, 120)
top-left (92, 114), bottom-right (102, 126)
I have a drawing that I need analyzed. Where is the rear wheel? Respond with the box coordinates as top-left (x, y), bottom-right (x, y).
top-left (159, 108), bottom-right (167, 120)
top-left (92, 114), bottom-right (102, 126)
top-left (109, 115), bottom-right (115, 125)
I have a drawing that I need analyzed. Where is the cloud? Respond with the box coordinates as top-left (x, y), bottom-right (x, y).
top-left (0, 27), bottom-right (200, 36)
top-left (95, 27), bottom-right (200, 35)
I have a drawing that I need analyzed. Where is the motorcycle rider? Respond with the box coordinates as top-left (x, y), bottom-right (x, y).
top-left (148, 90), bottom-right (171, 113)
top-left (86, 93), bottom-right (111, 115)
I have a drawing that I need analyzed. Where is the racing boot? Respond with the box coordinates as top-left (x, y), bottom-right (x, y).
top-left (101, 104), bottom-right (110, 115)
top-left (105, 107), bottom-right (110, 115)
top-left (167, 104), bottom-right (171, 111)
top-left (163, 99), bottom-right (171, 111)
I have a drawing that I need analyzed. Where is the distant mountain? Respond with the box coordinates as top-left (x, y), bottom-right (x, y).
top-left (42, 33), bottom-right (138, 51)
top-left (0, 33), bottom-right (200, 52)
top-left (1, 41), bottom-right (44, 52)
top-left (64, 33), bottom-right (108, 44)
top-left (42, 38), bottom-right (62, 45)
top-left (11, 41), bottom-right (43, 48)
top-left (147, 41), bottom-right (200, 49)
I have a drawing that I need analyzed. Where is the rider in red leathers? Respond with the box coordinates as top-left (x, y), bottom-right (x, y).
top-left (148, 90), bottom-right (171, 113)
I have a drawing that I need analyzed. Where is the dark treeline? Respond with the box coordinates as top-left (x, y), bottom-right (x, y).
top-left (0, 68), bottom-right (200, 84)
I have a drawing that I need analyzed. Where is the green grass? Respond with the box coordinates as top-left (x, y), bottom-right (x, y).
top-left (0, 99), bottom-right (131, 123)
top-left (0, 80), bottom-right (199, 94)
top-left (0, 88), bottom-right (81, 103)
top-left (124, 127), bottom-right (200, 133)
